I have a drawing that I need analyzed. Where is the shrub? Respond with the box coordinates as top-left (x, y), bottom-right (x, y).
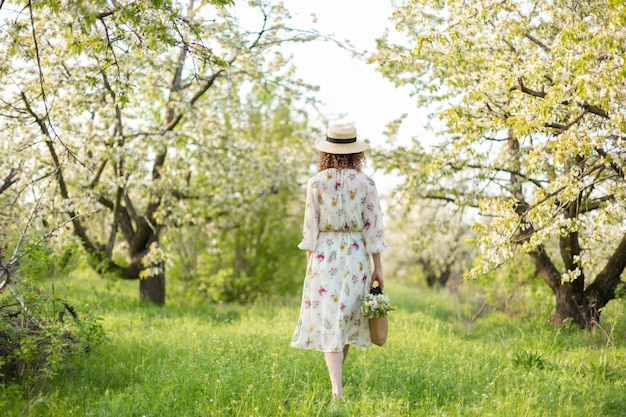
top-left (0, 249), bottom-right (106, 385)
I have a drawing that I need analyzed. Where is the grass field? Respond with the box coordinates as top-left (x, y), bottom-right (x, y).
top-left (2, 269), bottom-right (626, 416)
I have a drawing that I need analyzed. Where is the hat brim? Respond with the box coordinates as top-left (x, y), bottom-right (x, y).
top-left (315, 136), bottom-right (368, 154)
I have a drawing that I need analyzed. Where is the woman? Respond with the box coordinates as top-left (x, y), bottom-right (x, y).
top-left (291, 122), bottom-right (387, 399)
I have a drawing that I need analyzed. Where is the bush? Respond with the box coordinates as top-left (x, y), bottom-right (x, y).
top-left (0, 248), bottom-right (106, 386)
top-left (166, 189), bottom-right (305, 303)
top-left (476, 254), bottom-right (553, 319)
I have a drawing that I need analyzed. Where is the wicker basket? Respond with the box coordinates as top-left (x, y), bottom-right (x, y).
top-left (369, 315), bottom-right (388, 346)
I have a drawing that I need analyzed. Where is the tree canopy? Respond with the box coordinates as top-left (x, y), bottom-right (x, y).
top-left (0, 0), bottom-right (321, 304)
top-left (373, 0), bottom-right (626, 326)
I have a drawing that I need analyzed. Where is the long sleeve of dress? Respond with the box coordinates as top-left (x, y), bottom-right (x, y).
top-left (297, 178), bottom-right (320, 251)
top-left (362, 177), bottom-right (387, 255)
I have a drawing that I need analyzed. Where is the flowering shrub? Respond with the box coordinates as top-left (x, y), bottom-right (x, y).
top-left (361, 293), bottom-right (393, 319)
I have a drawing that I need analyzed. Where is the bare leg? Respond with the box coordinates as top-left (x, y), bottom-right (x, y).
top-left (324, 351), bottom-right (344, 398)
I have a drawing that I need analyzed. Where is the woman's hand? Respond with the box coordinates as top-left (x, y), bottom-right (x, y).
top-left (371, 267), bottom-right (384, 291)
top-left (370, 253), bottom-right (384, 290)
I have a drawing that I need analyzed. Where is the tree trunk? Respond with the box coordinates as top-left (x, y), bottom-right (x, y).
top-left (426, 273), bottom-right (436, 288)
top-left (122, 257), bottom-right (166, 306)
top-left (140, 264), bottom-right (166, 305)
top-left (439, 268), bottom-right (451, 287)
top-left (135, 238), bottom-right (165, 305)
top-left (101, 250), bottom-right (165, 306)
top-left (552, 283), bottom-right (593, 327)
top-left (530, 245), bottom-right (593, 327)
top-left (530, 237), bottom-right (626, 328)
top-left (121, 218), bottom-right (166, 305)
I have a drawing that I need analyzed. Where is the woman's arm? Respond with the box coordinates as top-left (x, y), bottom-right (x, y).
top-left (371, 252), bottom-right (384, 290)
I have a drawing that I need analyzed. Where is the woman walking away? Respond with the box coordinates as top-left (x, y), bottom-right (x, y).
top-left (291, 122), bottom-right (387, 399)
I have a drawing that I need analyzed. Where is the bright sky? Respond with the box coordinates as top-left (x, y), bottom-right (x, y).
top-left (280, 0), bottom-right (427, 146)
top-left (273, 0), bottom-right (428, 192)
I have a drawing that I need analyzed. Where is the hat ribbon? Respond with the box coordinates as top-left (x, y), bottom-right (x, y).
top-left (326, 136), bottom-right (357, 144)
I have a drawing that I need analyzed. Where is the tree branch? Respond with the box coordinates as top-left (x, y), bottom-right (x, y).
top-left (594, 146), bottom-right (625, 178)
top-left (587, 230), bottom-right (626, 306)
top-left (529, 244), bottom-right (561, 293)
top-left (559, 187), bottom-right (584, 294)
top-left (98, 59), bottom-right (127, 259)
top-left (481, 102), bottom-right (509, 120)
top-left (515, 77), bottom-right (546, 98)
top-left (20, 91), bottom-right (102, 258)
top-left (87, 159), bottom-right (108, 189)
top-left (97, 9), bottom-right (116, 19)
top-left (0, 168), bottom-right (19, 195)
top-left (27, 0), bottom-right (49, 122)
top-left (581, 103), bottom-right (609, 119)
top-left (580, 195), bottom-right (615, 212)
top-left (547, 111), bottom-right (588, 136)
top-left (524, 33), bottom-right (551, 53)
top-left (420, 193), bottom-right (463, 204)
top-left (513, 78), bottom-right (610, 129)
top-left (447, 160), bottom-right (545, 189)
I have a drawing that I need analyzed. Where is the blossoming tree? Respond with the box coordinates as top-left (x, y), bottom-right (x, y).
top-left (0, 0), bottom-right (319, 304)
top-left (373, 0), bottom-right (626, 327)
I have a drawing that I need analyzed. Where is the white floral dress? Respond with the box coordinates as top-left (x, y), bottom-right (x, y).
top-left (291, 168), bottom-right (387, 352)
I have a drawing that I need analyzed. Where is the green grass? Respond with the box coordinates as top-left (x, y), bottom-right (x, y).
top-left (2, 270), bottom-right (626, 416)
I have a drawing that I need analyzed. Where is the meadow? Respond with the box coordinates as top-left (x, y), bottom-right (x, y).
top-left (2, 270), bottom-right (625, 417)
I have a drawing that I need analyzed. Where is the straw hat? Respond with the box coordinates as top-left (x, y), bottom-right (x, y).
top-left (314, 123), bottom-right (368, 154)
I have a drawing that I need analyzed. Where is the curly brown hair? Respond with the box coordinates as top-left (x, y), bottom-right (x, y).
top-left (318, 151), bottom-right (365, 172)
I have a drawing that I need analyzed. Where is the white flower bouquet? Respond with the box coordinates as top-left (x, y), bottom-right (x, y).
top-left (361, 292), bottom-right (393, 319)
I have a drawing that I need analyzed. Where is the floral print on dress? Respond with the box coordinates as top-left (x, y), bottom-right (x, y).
top-left (292, 168), bottom-right (387, 352)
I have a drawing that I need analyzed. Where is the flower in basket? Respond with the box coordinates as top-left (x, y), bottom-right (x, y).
top-left (361, 291), bottom-right (393, 319)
